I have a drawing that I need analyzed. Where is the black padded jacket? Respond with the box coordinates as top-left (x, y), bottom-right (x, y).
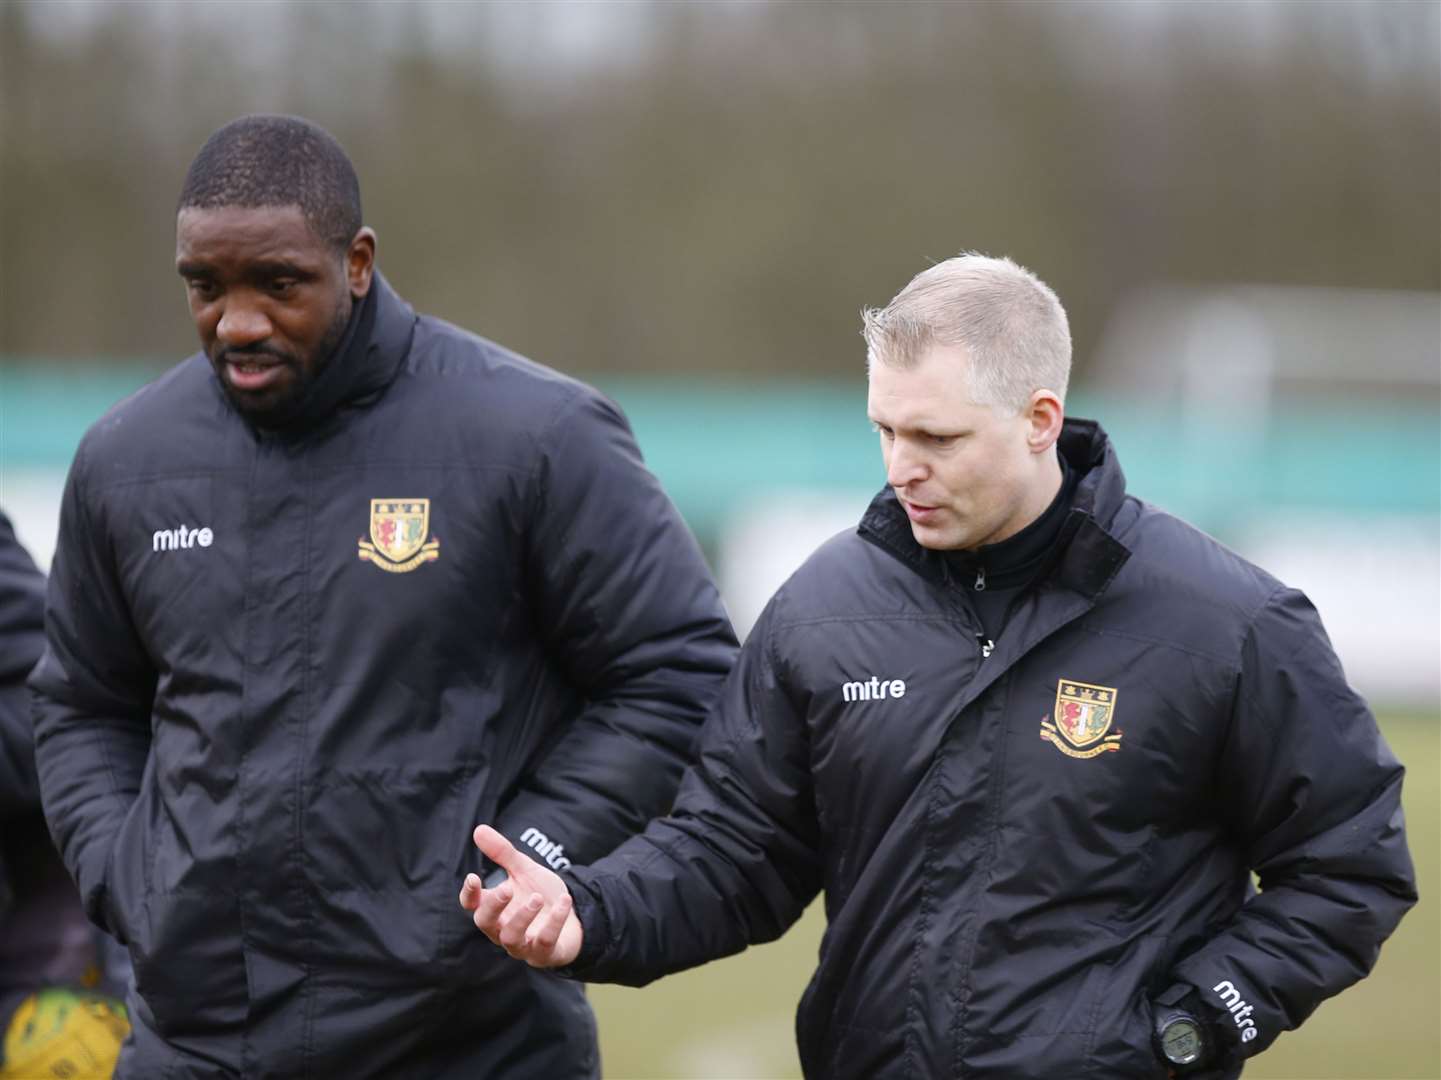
top-left (30, 275), bottom-right (738, 1078)
top-left (563, 419), bottom-right (1416, 1079)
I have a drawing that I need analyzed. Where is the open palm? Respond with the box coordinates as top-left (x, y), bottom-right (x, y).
top-left (458, 824), bottom-right (583, 968)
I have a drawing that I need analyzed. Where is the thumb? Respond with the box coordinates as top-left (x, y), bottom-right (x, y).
top-left (473, 824), bottom-right (529, 877)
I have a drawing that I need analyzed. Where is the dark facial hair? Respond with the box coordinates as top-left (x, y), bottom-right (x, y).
top-left (213, 292), bottom-right (353, 426)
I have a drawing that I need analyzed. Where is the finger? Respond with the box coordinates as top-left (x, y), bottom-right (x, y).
top-left (472, 824), bottom-right (530, 878)
top-left (458, 872), bottom-right (482, 912)
top-left (524, 889), bottom-right (573, 957)
top-left (497, 890), bottom-right (545, 953)
top-left (473, 880), bottom-right (514, 942)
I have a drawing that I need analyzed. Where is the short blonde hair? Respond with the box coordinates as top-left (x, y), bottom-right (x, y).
top-left (861, 253), bottom-right (1071, 411)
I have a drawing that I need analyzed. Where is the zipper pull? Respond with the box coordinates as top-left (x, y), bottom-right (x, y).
top-left (973, 566), bottom-right (986, 591)
top-left (977, 634), bottom-right (994, 658)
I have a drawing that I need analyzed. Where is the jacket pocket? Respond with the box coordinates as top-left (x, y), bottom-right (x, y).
top-left (132, 889), bottom-right (248, 1037)
top-left (1085, 933), bottom-right (1172, 1078)
top-left (103, 785), bottom-right (155, 948)
top-left (303, 765), bottom-right (466, 971)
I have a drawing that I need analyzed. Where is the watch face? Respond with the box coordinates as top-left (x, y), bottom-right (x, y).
top-left (1161, 1018), bottom-right (1204, 1065)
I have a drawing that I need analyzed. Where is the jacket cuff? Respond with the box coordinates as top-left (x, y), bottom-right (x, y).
top-left (552, 874), bottom-right (610, 979)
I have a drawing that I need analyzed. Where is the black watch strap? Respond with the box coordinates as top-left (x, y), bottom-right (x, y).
top-left (1153, 983), bottom-right (1212, 1074)
top-left (1155, 982), bottom-right (1195, 1009)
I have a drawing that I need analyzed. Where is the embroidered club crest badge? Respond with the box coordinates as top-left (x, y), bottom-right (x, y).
top-left (1040, 679), bottom-right (1122, 759)
top-left (358, 499), bottom-right (440, 573)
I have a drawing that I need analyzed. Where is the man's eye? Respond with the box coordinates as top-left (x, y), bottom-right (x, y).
top-left (268, 279), bottom-right (299, 295)
top-left (187, 279), bottom-right (218, 300)
top-left (871, 423), bottom-right (895, 440)
top-left (931, 435), bottom-right (957, 448)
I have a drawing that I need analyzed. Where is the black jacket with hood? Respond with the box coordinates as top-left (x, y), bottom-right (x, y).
top-left (563, 419), bottom-right (1416, 1079)
top-left (29, 275), bottom-right (738, 1078)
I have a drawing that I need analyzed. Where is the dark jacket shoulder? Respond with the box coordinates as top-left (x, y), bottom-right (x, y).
top-left (768, 526), bottom-right (940, 631)
top-left (1102, 497), bottom-right (1287, 665)
top-left (374, 311), bottom-right (636, 474)
top-left (71, 357), bottom-right (219, 490)
top-left (407, 314), bottom-right (594, 411)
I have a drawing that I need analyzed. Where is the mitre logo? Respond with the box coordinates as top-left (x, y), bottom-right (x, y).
top-left (151, 524), bottom-right (213, 552)
top-left (1212, 979), bottom-right (1261, 1043)
top-left (358, 499), bottom-right (440, 573)
top-left (519, 827), bottom-right (572, 871)
top-left (841, 676), bottom-right (906, 702)
top-left (1039, 679), bottom-right (1122, 759)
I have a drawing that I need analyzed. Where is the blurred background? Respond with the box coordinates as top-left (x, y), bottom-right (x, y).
top-left (1, 1), bottom-right (1437, 1077)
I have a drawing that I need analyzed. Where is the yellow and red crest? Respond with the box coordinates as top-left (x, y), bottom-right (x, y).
top-left (358, 499), bottom-right (440, 573)
top-left (1040, 679), bottom-right (1122, 759)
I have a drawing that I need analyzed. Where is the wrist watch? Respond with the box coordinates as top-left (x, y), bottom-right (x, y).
top-left (1152, 984), bottom-right (1211, 1074)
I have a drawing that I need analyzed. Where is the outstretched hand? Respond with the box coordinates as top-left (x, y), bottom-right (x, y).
top-left (458, 824), bottom-right (583, 968)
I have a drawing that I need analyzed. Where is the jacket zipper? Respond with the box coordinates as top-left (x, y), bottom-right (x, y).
top-left (972, 567), bottom-right (993, 656)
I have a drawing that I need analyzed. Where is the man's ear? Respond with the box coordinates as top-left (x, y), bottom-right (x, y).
top-left (1025, 389), bottom-right (1064, 454)
top-left (346, 227), bottom-right (377, 298)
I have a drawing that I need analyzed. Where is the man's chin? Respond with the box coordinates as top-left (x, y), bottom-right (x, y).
top-left (219, 382), bottom-right (301, 426)
top-left (910, 522), bottom-right (953, 551)
top-left (209, 359), bottom-right (295, 418)
top-left (909, 518), bottom-right (976, 552)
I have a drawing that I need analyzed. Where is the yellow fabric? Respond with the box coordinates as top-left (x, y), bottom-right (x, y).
top-left (1, 989), bottom-right (128, 1079)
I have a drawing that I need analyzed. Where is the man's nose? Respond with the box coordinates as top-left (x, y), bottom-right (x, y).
top-left (886, 441), bottom-right (927, 488)
top-left (215, 297), bottom-right (272, 349)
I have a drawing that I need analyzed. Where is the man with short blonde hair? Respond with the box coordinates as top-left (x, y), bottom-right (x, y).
top-left (464, 253), bottom-right (1415, 1080)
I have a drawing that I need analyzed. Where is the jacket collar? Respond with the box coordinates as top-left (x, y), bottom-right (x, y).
top-left (219, 270), bottom-right (416, 437)
top-left (857, 416), bottom-right (1131, 600)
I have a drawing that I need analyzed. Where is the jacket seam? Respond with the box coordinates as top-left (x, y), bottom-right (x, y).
top-left (763, 617), bottom-right (785, 735)
top-left (1080, 624), bottom-right (1240, 667)
top-left (904, 743), bottom-right (943, 1079)
top-left (541, 389), bottom-right (605, 559)
top-left (952, 671), bottom-right (1015, 1072)
top-left (297, 461), bottom-right (532, 476)
top-left (1217, 584), bottom-right (1293, 769)
top-left (236, 443), bottom-right (260, 1074)
top-left (86, 469), bottom-right (248, 493)
top-left (87, 462), bottom-right (531, 495)
top-left (529, 386), bottom-right (588, 491)
top-left (773, 612), bottom-right (972, 633)
top-left (524, 386), bottom-right (589, 617)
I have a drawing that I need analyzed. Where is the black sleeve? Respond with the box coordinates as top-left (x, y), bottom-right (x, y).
top-left (562, 594), bottom-right (822, 986)
top-left (0, 509), bottom-right (47, 818)
top-left (488, 388), bottom-right (738, 873)
top-left (27, 444), bottom-right (156, 940)
top-left (1168, 587), bottom-right (1417, 1060)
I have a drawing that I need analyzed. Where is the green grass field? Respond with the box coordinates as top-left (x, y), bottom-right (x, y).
top-left (589, 713), bottom-right (1441, 1080)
